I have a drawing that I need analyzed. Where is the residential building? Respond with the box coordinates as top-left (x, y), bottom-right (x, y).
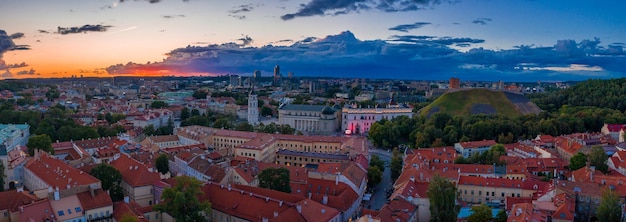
top-left (0, 190), bottom-right (39, 222)
top-left (454, 140), bottom-right (497, 158)
top-left (110, 154), bottom-right (160, 207)
top-left (0, 124), bottom-right (30, 152)
top-left (457, 175), bottom-right (547, 205)
top-left (601, 123), bottom-right (625, 142)
top-left (23, 151), bottom-right (101, 198)
top-left (76, 189), bottom-right (113, 222)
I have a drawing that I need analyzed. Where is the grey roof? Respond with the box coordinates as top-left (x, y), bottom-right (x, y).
top-left (280, 104), bottom-right (328, 112)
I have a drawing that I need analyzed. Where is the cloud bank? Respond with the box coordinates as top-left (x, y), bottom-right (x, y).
top-left (1, 29), bottom-right (32, 77)
top-left (281, 0), bottom-right (456, 20)
top-left (57, 24), bottom-right (112, 35)
top-left (104, 30), bottom-right (626, 81)
top-left (389, 22), bottom-right (431, 32)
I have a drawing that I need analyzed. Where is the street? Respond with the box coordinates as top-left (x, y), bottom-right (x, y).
top-left (362, 150), bottom-right (393, 210)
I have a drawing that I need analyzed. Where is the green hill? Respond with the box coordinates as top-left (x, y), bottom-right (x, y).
top-left (420, 89), bottom-right (541, 117)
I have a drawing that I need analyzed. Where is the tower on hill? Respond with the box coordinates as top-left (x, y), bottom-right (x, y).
top-left (450, 77), bottom-right (460, 89)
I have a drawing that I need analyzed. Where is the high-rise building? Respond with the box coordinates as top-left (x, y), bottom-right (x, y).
top-left (288, 72), bottom-right (294, 79)
top-left (254, 70), bottom-right (261, 79)
top-left (273, 65), bottom-right (281, 86)
top-left (450, 77), bottom-right (460, 89)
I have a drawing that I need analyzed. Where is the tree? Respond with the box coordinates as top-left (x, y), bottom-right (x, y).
top-left (192, 90), bottom-right (208, 99)
top-left (191, 108), bottom-right (200, 116)
top-left (367, 166), bottom-right (383, 187)
top-left (261, 106), bottom-right (273, 117)
top-left (155, 154), bottom-right (169, 174)
top-left (495, 209), bottom-right (507, 222)
top-left (390, 149), bottom-right (403, 182)
top-left (569, 152), bottom-right (587, 171)
top-left (597, 188), bottom-right (622, 222)
top-left (427, 174), bottom-right (459, 222)
top-left (213, 118), bottom-right (232, 129)
top-left (235, 122), bottom-right (255, 132)
top-left (154, 176), bottom-right (211, 222)
top-left (258, 167), bottom-right (291, 193)
top-left (151, 101), bottom-right (169, 109)
top-left (181, 107), bottom-right (190, 121)
top-left (90, 164), bottom-right (124, 202)
top-left (0, 161), bottom-right (5, 192)
top-left (468, 204), bottom-right (492, 222)
top-left (26, 134), bottom-right (53, 156)
top-left (589, 145), bottom-right (609, 173)
top-left (369, 155), bottom-right (385, 171)
top-left (143, 125), bottom-right (156, 136)
top-left (119, 213), bottom-right (139, 222)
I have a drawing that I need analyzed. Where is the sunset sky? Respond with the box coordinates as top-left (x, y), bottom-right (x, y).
top-left (1, 0), bottom-right (625, 80)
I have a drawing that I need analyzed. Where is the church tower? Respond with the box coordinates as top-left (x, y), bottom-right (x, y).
top-left (247, 83), bottom-right (259, 125)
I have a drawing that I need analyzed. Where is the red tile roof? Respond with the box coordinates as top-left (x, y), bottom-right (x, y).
top-left (458, 175), bottom-right (547, 191)
top-left (0, 190), bottom-right (39, 213)
top-left (457, 140), bottom-right (497, 148)
top-left (76, 189), bottom-right (113, 211)
top-left (112, 201), bottom-right (149, 222)
top-left (202, 183), bottom-right (340, 222)
top-left (291, 178), bottom-right (359, 212)
top-left (376, 198), bottom-right (416, 222)
top-left (19, 199), bottom-right (53, 222)
top-left (25, 152), bottom-right (100, 190)
top-left (110, 154), bottom-right (160, 187)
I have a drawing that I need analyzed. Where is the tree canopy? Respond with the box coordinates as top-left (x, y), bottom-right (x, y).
top-left (90, 164), bottom-right (124, 202)
top-left (427, 174), bottom-right (459, 222)
top-left (589, 145), bottom-right (609, 173)
top-left (367, 166), bottom-right (383, 187)
top-left (597, 188), bottom-right (622, 222)
top-left (154, 176), bottom-right (211, 222)
top-left (26, 134), bottom-right (53, 156)
top-left (151, 100), bottom-right (169, 109)
top-left (390, 149), bottom-right (403, 182)
top-left (569, 152), bottom-right (587, 171)
top-left (468, 204), bottom-right (492, 222)
top-left (155, 154), bottom-right (169, 174)
top-left (258, 167), bottom-right (291, 193)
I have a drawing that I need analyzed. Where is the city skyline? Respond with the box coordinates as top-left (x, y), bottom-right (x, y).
top-left (1, 0), bottom-right (625, 80)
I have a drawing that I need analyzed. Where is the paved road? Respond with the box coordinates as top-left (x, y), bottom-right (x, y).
top-left (362, 152), bottom-right (392, 210)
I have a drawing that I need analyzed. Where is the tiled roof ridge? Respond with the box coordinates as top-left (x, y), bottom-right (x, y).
top-left (207, 182), bottom-right (298, 207)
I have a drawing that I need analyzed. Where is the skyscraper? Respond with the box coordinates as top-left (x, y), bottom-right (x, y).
top-left (273, 65), bottom-right (280, 86)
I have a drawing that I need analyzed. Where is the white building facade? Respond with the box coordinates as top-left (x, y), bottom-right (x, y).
top-left (341, 104), bottom-right (413, 135)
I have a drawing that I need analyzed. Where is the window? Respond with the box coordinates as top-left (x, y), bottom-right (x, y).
top-left (479, 191), bottom-right (482, 195)
top-left (58, 211), bottom-right (65, 216)
top-left (560, 213), bottom-right (566, 218)
top-left (67, 209), bottom-right (72, 214)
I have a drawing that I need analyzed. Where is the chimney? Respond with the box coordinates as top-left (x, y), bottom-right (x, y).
top-left (53, 187), bottom-right (60, 201)
top-left (590, 166), bottom-right (596, 182)
top-left (17, 186), bottom-right (24, 192)
top-left (274, 211), bottom-right (279, 218)
top-left (322, 194), bottom-right (328, 205)
top-left (419, 173), bottom-right (424, 181)
top-left (308, 192), bottom-right (312, 199)
top-left (335, 174), bottom-right (339, 185)
top-left (90, 186), bottom-right (95, 198)
top-left (124, 196), bottom-right (130, 203)
top-left (296, 204), bottom-right (302, 214)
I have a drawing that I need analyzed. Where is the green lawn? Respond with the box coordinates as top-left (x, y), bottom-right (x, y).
top-left (421, 89), bottom-right (520, 117)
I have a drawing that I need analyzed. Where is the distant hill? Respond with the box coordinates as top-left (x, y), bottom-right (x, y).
top-left (420, 89), bottom-right (542, 117)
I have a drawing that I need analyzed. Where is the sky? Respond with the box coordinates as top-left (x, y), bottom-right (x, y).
top-left (1, 0), bottom-right (625, 81)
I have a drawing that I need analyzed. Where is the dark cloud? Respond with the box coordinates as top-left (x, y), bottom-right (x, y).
top-left (1, 30), bottom-right (31, 73)
top-left (38, 30), bottom-right (50, 34)
top-left (9, 33), bottom-right (25, 39)
top-left (237, 35), bottom-right (254, 46)
top-left (104, 30), bottom-right (626, 81)
top-left (0, 62), bottom-right (28, 70)
top-left (389, 22), bottom-right (431, 32)
top-left (56, 24), bottom-right (112, 35)
top-left (228, 4), bottom-right (262, 20)
top-left (162, 15), bottom-right (185, 19)
top-left (472, 18), bottom-right (492, 25)
top-left (119, 0), bottom-right (190, 3)
top-left (388, 35), bottom-right (484, 46)
top-left (281, 0), bottom-right (455, 20)
top-left (16, 68), bottom-right (37, 75)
